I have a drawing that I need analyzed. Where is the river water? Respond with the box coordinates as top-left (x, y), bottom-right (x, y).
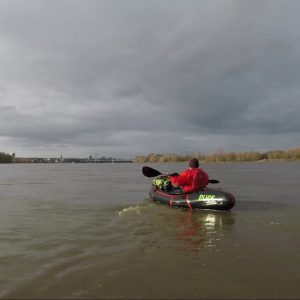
top-left (0, 162), bottom-right (299, 299)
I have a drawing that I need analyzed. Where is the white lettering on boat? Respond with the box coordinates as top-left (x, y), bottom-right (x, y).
top-left (199, 195), bottom-right (215, 200)
top-left (199, 195), bottom-right (224, 202)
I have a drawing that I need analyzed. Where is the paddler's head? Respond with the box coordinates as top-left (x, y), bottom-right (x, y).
top-left (189, 158), bottom-right (199, 168)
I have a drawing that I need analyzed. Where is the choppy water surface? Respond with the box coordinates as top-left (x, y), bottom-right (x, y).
top-left (0, 162), bottom-right (299, 299)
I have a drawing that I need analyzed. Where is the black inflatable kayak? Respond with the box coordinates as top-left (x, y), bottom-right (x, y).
top-left (149, 186), bottom-right (235, 210)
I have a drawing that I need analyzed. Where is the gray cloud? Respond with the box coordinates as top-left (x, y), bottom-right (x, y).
top-left (0, 0), bottom-right (300, 157)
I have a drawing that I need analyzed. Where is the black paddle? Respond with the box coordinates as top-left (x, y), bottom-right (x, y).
top-left (142, 166), bottom-right (219, 184)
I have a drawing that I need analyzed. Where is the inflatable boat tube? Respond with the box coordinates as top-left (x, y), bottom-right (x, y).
top-left (149, 186), bottom-right (235, 211)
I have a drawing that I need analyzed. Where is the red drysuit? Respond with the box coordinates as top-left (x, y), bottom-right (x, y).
top-left (171, 168), bottom-right (209, 193)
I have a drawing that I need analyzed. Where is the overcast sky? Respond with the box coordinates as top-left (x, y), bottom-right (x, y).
top-left (1, 0), bottom-right (300, 158)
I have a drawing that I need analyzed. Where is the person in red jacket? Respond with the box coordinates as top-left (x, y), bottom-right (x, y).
top-left (171, 158), bottom-right (209, 193)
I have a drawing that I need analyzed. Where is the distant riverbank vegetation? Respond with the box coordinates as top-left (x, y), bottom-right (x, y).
top-left (0, 152), bottom-right (14, 163)
top-left (133, 148), bottom-right (300, 163)
top-left (1, 148), bottom-right (300, 164)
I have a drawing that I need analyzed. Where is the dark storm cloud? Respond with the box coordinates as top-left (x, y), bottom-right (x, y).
top-left (0, 0), bottom-right (300, 156)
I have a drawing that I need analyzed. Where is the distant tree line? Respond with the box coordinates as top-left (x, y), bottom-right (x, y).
top-left (0, 152), bottom-right (13, 163)
top-left (133, 148), bottom-right (300, 163)
top-left (2, 148), bottom-right (300, 164)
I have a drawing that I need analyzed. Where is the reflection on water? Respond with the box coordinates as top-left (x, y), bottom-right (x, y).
top-left (116, 203), bottom-right (236, 258)
top-left (177, 210), bottom-right (234, 237)
top-left (174, 210), bottom-right (235, 254)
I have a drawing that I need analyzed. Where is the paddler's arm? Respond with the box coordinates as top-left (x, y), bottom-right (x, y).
top-left (170, 173), bottom-right (186, 188)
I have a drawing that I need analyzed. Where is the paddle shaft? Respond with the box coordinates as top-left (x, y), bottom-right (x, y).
top-left (142, 166), bottom-right (219, 184)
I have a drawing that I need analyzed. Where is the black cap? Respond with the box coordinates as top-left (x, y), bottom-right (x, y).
top-left (189, 158), bottom-right (199, 168)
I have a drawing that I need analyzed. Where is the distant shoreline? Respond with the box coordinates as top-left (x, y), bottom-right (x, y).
top-left (132, 149), bottom-right (300, 163)
top-left (135, 159), bottom-right (300, 164)
top-left (4, 159), bottom-right (300, 164)
top-left (1, 148), bottom-right (300, 164)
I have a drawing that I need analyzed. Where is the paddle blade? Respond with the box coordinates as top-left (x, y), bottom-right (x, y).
top-left (142, 166), bottom-right (162, 177)
top-left (209, 179), bottom-right (219, 184)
